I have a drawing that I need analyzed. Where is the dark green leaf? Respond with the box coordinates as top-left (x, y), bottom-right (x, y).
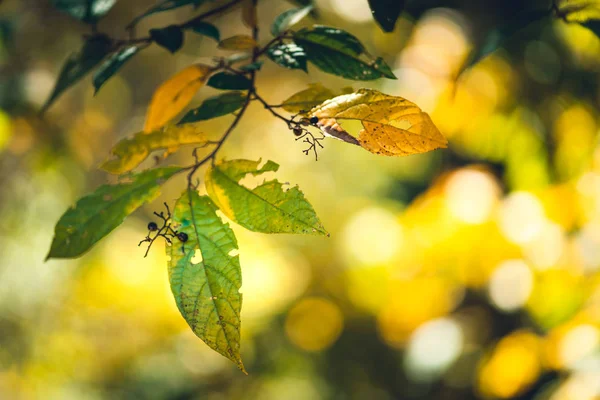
top-left (179, 91), bottom-right (247, 124)
top-left (187, 21), bottom-right (220, 41)
top-left (130, 0), bottom-right (205, 27)
top-left (41, 34), bottom-right (113, 113)
top-left (266, 42), bottom-right (307, 71)
top-left (294, 26), bottom-right (396, 80)
top-left (271, 5), bottom-right (313, 36)
top-left (239, 61), bottom-right (263, 71)
top-left (463, 8), bottom-right (550, 70)
top-left (46, 167), bottom-right (181, 259)
top-left (150, 25), bottom-right (184, 53)
top-left (93, 45), bottom-right (140, 94)
top-left (168, 190), bottom-right (245, 373)
top-left (207, 72), bottom-right (252, 90)
top-left (51, 0), bottom-right (116, 23)
top-left (367, 0), bottom-right (404, 32)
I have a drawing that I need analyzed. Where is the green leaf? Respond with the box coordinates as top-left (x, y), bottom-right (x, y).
top-left (463, 8), bottom-right (550, 70)
top-left (101, 125), bottom-right (208, 174)
top-left (46, 167), bottom-right (181, 259)
top-left (207, 72), bottom-right (252, 90)
top-left (294, 25), bottom-right (396, 80)
top-left (41, 34), bottom-right (112, 113)
top-left (205, 159), bottom-right (328, 235)
top-left (271, 4), bottom-right (313, 36)
top-left (266, 42), bottom-right (307, 71)
top-left (187, 21), bottom-right (220, 41)
top-left (150, 25), bottom-right (184, 53)
top-left (51, 0), bottom-right (116, 23)
top-left (367, 0), bottom-right (404, 32)
top-left (130, 0), bottom-right (205, 27)
top-left (168, 190), bottom-right (245, 373)
top-left (280, 83), bottom-right (352, 113)
top-left (179, 91), bottom-right (247, 124)
top-left (93, 45), bottom-right (140, 94)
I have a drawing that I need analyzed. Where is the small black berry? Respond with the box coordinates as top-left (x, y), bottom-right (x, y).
top-left (293, 127), bottom-right (303, 136)
top-left (177, 232), bottom-right (189, 242)
top-left (309, 116), bottom-right (319, 124)
top-left (148, 222), bottom-right (158, 231)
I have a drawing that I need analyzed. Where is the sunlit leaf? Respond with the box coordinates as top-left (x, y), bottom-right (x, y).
top-left (309, 88), bottom-right (447, 156)
top-left (150, 25), bottom-right (185, 53)
top-left (101, 125), bottom-right (208, 174)
top-left (51, 0), bottom-right (116, 23)
top-left (93, 45), bottom-right (140, 94)
top-left (367, 0), bottom-right (404, 32)
top-left (266, 42), bottom-right (307, 71)
top-left (130, 0), bottom-right (205, 27)
top-left (41, 34), bottom-right (112, 113)
top-left (46, 167), bottom-right (181, 259)
top-left (218, 35), bottom-right (257, 50)
top-left (167, 190), bottom-right (245, 373)
top-left (179, 91), bottom-right (247, 124)
top-left (206, 72), bottom-right (252, 90)
top-left (187, 21), bottom-right (220, 41)
top-left (206, 159), bottom-right (328, 235)
top-left (271, 4), bottom-right (313, 36)
top-left (280, 83), bottom-right (351, 113)
top-left (556, 0), bottom-right (600, 37)
top-left (144, 64), bottom-right (212, 132)
top-left (294, 26), bottom-right (396, 80)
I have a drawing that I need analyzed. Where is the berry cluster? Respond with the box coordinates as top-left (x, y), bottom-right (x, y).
top-left (138, 203), bottom-right (189, 257)
top-left (289, 115), bottom-right (324, 159)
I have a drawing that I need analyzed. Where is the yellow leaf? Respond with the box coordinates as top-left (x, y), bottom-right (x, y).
top-left (309, 88), bottom-right (448, 156)
top-left (144, 64), bottom-right (211, 132)
top-left (281, 84), bottom-right (352, 113)
top-left (101, 124), bottom-right (208, 174)
top-left (218, 35), bottom-right (257, 51)
top-left (241, 0), bottom-right (257, 29)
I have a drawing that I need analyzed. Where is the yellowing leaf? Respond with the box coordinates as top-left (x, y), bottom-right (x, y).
top-left (144, 64), bottom-right (212, 132)
top-left (218, 35), bottom-right (257, 51)
top-left (101, 124), bottom-right (208, 174)
top-left (281, 84), bottom-right (353, 113)
top-left (309, 88), bottom-right (447, 156)
top-left (241, 0), bottom-right (257, 29)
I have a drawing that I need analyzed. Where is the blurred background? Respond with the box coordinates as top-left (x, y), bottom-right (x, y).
top-left (1, 0), bottom-right (600, 398)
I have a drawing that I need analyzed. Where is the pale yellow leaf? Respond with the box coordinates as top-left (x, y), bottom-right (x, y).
top-left (309, 88), bottom-right (447, 156)
top-left (101, 124), bottom-right (208, 174)
top-left (144, 64), bottom-right (212, 132)
top-left (218, 35), bottom-right (257, 51)
top-left (281, 84), bottom-right (353, 113)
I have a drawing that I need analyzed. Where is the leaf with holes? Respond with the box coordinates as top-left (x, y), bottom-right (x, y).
top-left (93, 45), bottom-right (141, 94)
top-left (280, 83), bottom-right (352, 113)
top-left (308, 88), bottom-right (447, 156)
top-left (101, 124), bottom-right (208, 174)
top-left (205, 159), bottom-right (328, 235)
top-left (42, 34), bottom-right (112, 113)
top-left (168, 190), bottom-right (245, 372)
top-left (266, 42), bottom-right (307, 71)
top-left (271, 4), bottom-right (313, 36)
top-left (218, 35), bottom-right (257, 51)
top-left (144, 64), bottom-right (212, 132)
top-left (51, 0), bottom-right (116, 23)
top-left (207, 72), bottom-right (252, 90)
top-left (179, 91), bottom-right (247, 124)
top-left (46, 167), bottom-right (181, 259)
top-left (294, 25), bottom-right (396, 80)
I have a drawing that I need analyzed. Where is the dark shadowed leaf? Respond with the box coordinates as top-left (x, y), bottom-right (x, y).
top-left (93, 45), bottom-right (140, 94)
top-left (266, 42), bottom-right (307, 71)
top-left (207, 72), bottom-right (252, 90)
top-left (187, 21), bottom-right (220, 41)
top-left (271, 4), bottom-right (313, 36)
top-left (179, 91), bottom-right (247, 124)
top-left (205, 159), bottom-right (328, 235)
top-left (41, 34), bottom-right (112, 113)
top-left (367, 0), bottom-right (405, 32)
top-left (130, 0), bottom-right (205, 27)
top-left (167, 190), bottom-right (245, 373)
top-left (294, 25), bottom-right (396, 80)
top-left (150, 25), bottom-right (185, 53)
top-left (51, 0), bottom-right (116, 23)
top-left (46, 167), bottom-right (181, 259)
